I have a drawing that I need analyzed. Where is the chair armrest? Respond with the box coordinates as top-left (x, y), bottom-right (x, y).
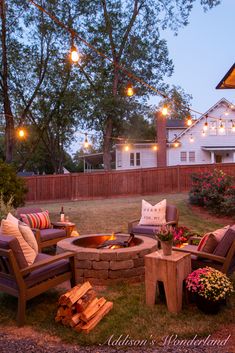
top-left (188, 236), bottom-right (202, 245)
top-left (172, 247), bottom-right (225, 263)
top-left (128, 219), bottom-right (140, 233)
top-left (20, 251), bottom-right (76, 276)
top-left (165, 221), bottom-right (177, 226)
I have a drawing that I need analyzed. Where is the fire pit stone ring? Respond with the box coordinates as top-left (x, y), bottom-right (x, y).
top-left (57, 234), bottom-right (158, 285)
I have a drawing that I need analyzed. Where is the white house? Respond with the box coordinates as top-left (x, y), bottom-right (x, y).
top-left (115, 98), bottom-right (235, 170)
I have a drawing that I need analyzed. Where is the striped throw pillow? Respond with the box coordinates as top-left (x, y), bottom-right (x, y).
top-left (20, 210), bottom-right (51, 229)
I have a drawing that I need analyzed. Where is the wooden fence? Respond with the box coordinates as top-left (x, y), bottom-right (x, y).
top-left (23, 163), bottom-right (235, 202)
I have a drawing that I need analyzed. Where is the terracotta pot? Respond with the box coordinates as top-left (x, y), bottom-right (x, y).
top-left (161, 240), bottom-right (173, 256)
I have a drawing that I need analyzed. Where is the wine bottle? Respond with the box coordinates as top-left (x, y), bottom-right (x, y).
top-left (60, 206), bottom-right (65, 222)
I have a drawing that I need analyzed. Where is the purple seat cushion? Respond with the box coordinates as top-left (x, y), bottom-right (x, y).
top-left (0, 233), bottom-right (28, 269)
top-left (213, 228), bottom-right (235, 257)
top-left (131, 224), bottom-right (160, 238)
top-left (24, 253), bottom-right (70, 288)
top-left (38, 228), bottom-right (66, 242)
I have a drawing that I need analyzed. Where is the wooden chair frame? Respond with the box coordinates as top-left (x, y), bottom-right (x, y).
top-left (0, 249), bottom-right (76, 326)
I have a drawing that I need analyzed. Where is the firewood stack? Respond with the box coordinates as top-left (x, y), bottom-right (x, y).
top-left (55, 281), bottom-right (113, 333)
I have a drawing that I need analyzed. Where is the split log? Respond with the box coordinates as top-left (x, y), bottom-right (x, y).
top-left (66, 282), bottom-right (92, 307)
top-left (56, 306), bottom-right (73, 318)
top-left (81, 297), bottom-right (106, 323)
top-left (76, 289), bottom-right (97, 313)
top-left (59, 284), bottom-right (82, 305)
top-left (74, 322), bottom-right (84, 333)
top-left (69, 313), bottom-right (81, 328)
top-left (81, 302), bottom-right (113, 334)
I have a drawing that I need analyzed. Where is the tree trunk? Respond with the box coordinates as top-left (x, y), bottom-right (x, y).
top-left (0, 0), bottom-right (15, 163)
top-left (103, 117), bottom-right (113, 170)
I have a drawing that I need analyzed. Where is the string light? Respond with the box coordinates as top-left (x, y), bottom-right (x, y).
top-left (186, 115), bottom-right (192, 126)
top-left (231, 120), bottom-right (235, 132)
top-left (17, 127), bottom-right (26, 139)
top-left (161, 105), bottom-right (168, 116)
top-left (203, 115), bottom-right (208, 131)
top-left (201, 130), bottom-right (206, 136)
top-left (153, 145), bottom-right (158, 151)
top-left (84, 133), bottom-right (89, 148)
top-left (124, 144), bottom-right (130, 151)
top-left (189, 134), bottom-right (194, 143)
top-left (126, 84), bottom-right (134, 97)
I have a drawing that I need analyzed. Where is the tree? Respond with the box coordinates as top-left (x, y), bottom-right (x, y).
top-left (66, 0), bottom-right (220, 170)
top-left (157, 85), bottom-right (193, 120)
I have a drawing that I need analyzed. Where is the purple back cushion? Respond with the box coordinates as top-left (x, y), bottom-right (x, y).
top-left (213, 228), bottom-right (235, 257)
top-left (0, 233), bottom-right (28, 269)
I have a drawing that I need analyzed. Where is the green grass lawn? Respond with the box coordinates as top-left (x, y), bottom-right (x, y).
top-left (0, 192), bottom-right (234, 346)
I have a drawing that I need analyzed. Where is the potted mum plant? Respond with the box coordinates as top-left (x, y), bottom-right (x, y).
top-left (186, 267), bottom-right (233, 314)
top-left (155, 225), bottom-right (174, 256)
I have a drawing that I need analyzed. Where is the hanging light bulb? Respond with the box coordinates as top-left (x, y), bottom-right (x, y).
top-left (203, 115), bottom-right (208, 131)
top-left (186, 115), bottom-right (192, 126)
top-left (124, 144), bottom-right (129, 151)
top-left (224, 111), bottom-right (229, 116)
top-left (202, 130), bottom-right (206, 136)
top-left (219, 119), bottom-right (224, 132)
top-left (153, 145), bottom-right (158, 151)
top-left (231, 120), bottom-right (235, 132)
top-left (17, 127), bottom-right (26, 139)
top-left (161, 105), bottom-right (168, 116)
top-left (173, 134), bottom-right (180, 148)
top-left (189, 134), bottom-right (194, 143)
top-left (126, 84), bottom-right (134, 97)
top-left (84, 133), bottom-right (89, 148)
top-left (70, 44), bottom-right (80, 63)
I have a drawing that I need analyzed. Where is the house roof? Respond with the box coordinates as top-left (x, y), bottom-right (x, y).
top-left (166, 119), bottom-right (187, 128)
top-left (216, 63), bottom-right (235, 89)
top-left (170, 98), bottom-right (233, 143)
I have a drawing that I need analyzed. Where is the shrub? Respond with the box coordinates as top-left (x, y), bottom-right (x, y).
top-left (189, 169), bottom-right (235, 216)
top-left (0, 160), bottom-right (27, 208)
top-left (0, 194), bottom-right (15, 221)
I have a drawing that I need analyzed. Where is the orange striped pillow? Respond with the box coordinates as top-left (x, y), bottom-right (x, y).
top-left (20, 210), bottom-right (51, 229)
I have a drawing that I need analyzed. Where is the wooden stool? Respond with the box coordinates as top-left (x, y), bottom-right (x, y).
top-left (145, 250), bottom-right (191, 313)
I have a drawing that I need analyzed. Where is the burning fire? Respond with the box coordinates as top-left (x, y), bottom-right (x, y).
top-left (109, 233), bottom-right (116, 241)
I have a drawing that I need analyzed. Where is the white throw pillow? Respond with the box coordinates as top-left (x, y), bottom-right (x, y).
top-left (139, 199), bottom-right (166, 226)
top-left (6, 212), bottom-right (19, 225)
top-left (1, 218), bottom-right (37, 266)
top-left (19, 223), bottom-right (39, 254)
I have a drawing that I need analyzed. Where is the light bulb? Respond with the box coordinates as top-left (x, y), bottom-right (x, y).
top-left (161, 106), bottom-right (168, 116)
top-left (186, 116), bottom-right (192, 126)
top-left (202, 130), bottom-right (206, 136)
top-left (18, 128), bottom-right (25, 138)
top-left (126, 85), bottom-right (134, 97)
top-left (174, 141), bottom-right (179, 148)
top-left (189, 134), bottom-right (194, 142)
top-left (70, 45), bottom-right (79, 63)
top-left (124, 145), bottom-right (129, 151)
top-left (84, 134), bottom-right (89, 148)
top-left (232, 121), bottom-right (235, 132)
top-left (153, 145), bottom-right (158, 151)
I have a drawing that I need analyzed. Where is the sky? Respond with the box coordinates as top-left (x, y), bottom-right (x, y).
top-left (157, 1), bottom-right (235, 115)
top-left (70, 1), bottom-right (235, 152)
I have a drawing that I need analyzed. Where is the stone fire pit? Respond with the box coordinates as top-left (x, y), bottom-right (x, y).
top-left (57, 234), bottom-right (158, 285)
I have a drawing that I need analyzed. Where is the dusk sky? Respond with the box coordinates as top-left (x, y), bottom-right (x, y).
top-left (159, 1), bottom-right (235, 116)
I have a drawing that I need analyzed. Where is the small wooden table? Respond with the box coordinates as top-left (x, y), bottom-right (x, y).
top-left (145, 250), bottom-right (191, 313)
top-left (52, 221), bottom-right (76, 237)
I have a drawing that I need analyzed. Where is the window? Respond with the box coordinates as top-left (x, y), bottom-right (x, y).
top-left (189, 151), bottom-right (195, 162)
top-left (130, 152), bottom-right (141, 167)
top-left (209, 120), bottom-right (217, 135)
top-left (136, 152), bottom-right (141, 166)
top-left (117, 152), bottom-right (122, 168)
top-left (180, 151), bottom-right (187, 162)
top-left (130, 153), bottom-right (135, 166)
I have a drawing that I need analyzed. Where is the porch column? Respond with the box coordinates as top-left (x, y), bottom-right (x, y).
top-left (211, 151), bottom-right (215, 164)
top-left (233, 152), bottom-right (235, 163)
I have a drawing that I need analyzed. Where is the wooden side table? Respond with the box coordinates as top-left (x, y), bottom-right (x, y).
top-left (52, 222), bottom-right (76, 237)
top-left (145, 250), bottom-right (191, 313)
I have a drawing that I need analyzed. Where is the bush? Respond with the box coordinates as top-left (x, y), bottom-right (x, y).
top-left (0, 194), bottom-right (15, 221)
top-left (0, 160), bottom-right (27, 208)
top-left (189, 169), bottom-right (235, 216)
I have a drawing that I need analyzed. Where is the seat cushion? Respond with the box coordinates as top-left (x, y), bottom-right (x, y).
top-left (24, 253), bottom-right (70, 288)
top-left (131, 224), bottom-right (160, 237)
top-left (39, 228), bottom-right (66, 242)
top-left (213, 228), bottom-right (235, 257)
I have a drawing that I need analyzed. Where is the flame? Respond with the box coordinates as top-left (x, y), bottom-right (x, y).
top-left (109, 233), bottom-right (116, 241)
